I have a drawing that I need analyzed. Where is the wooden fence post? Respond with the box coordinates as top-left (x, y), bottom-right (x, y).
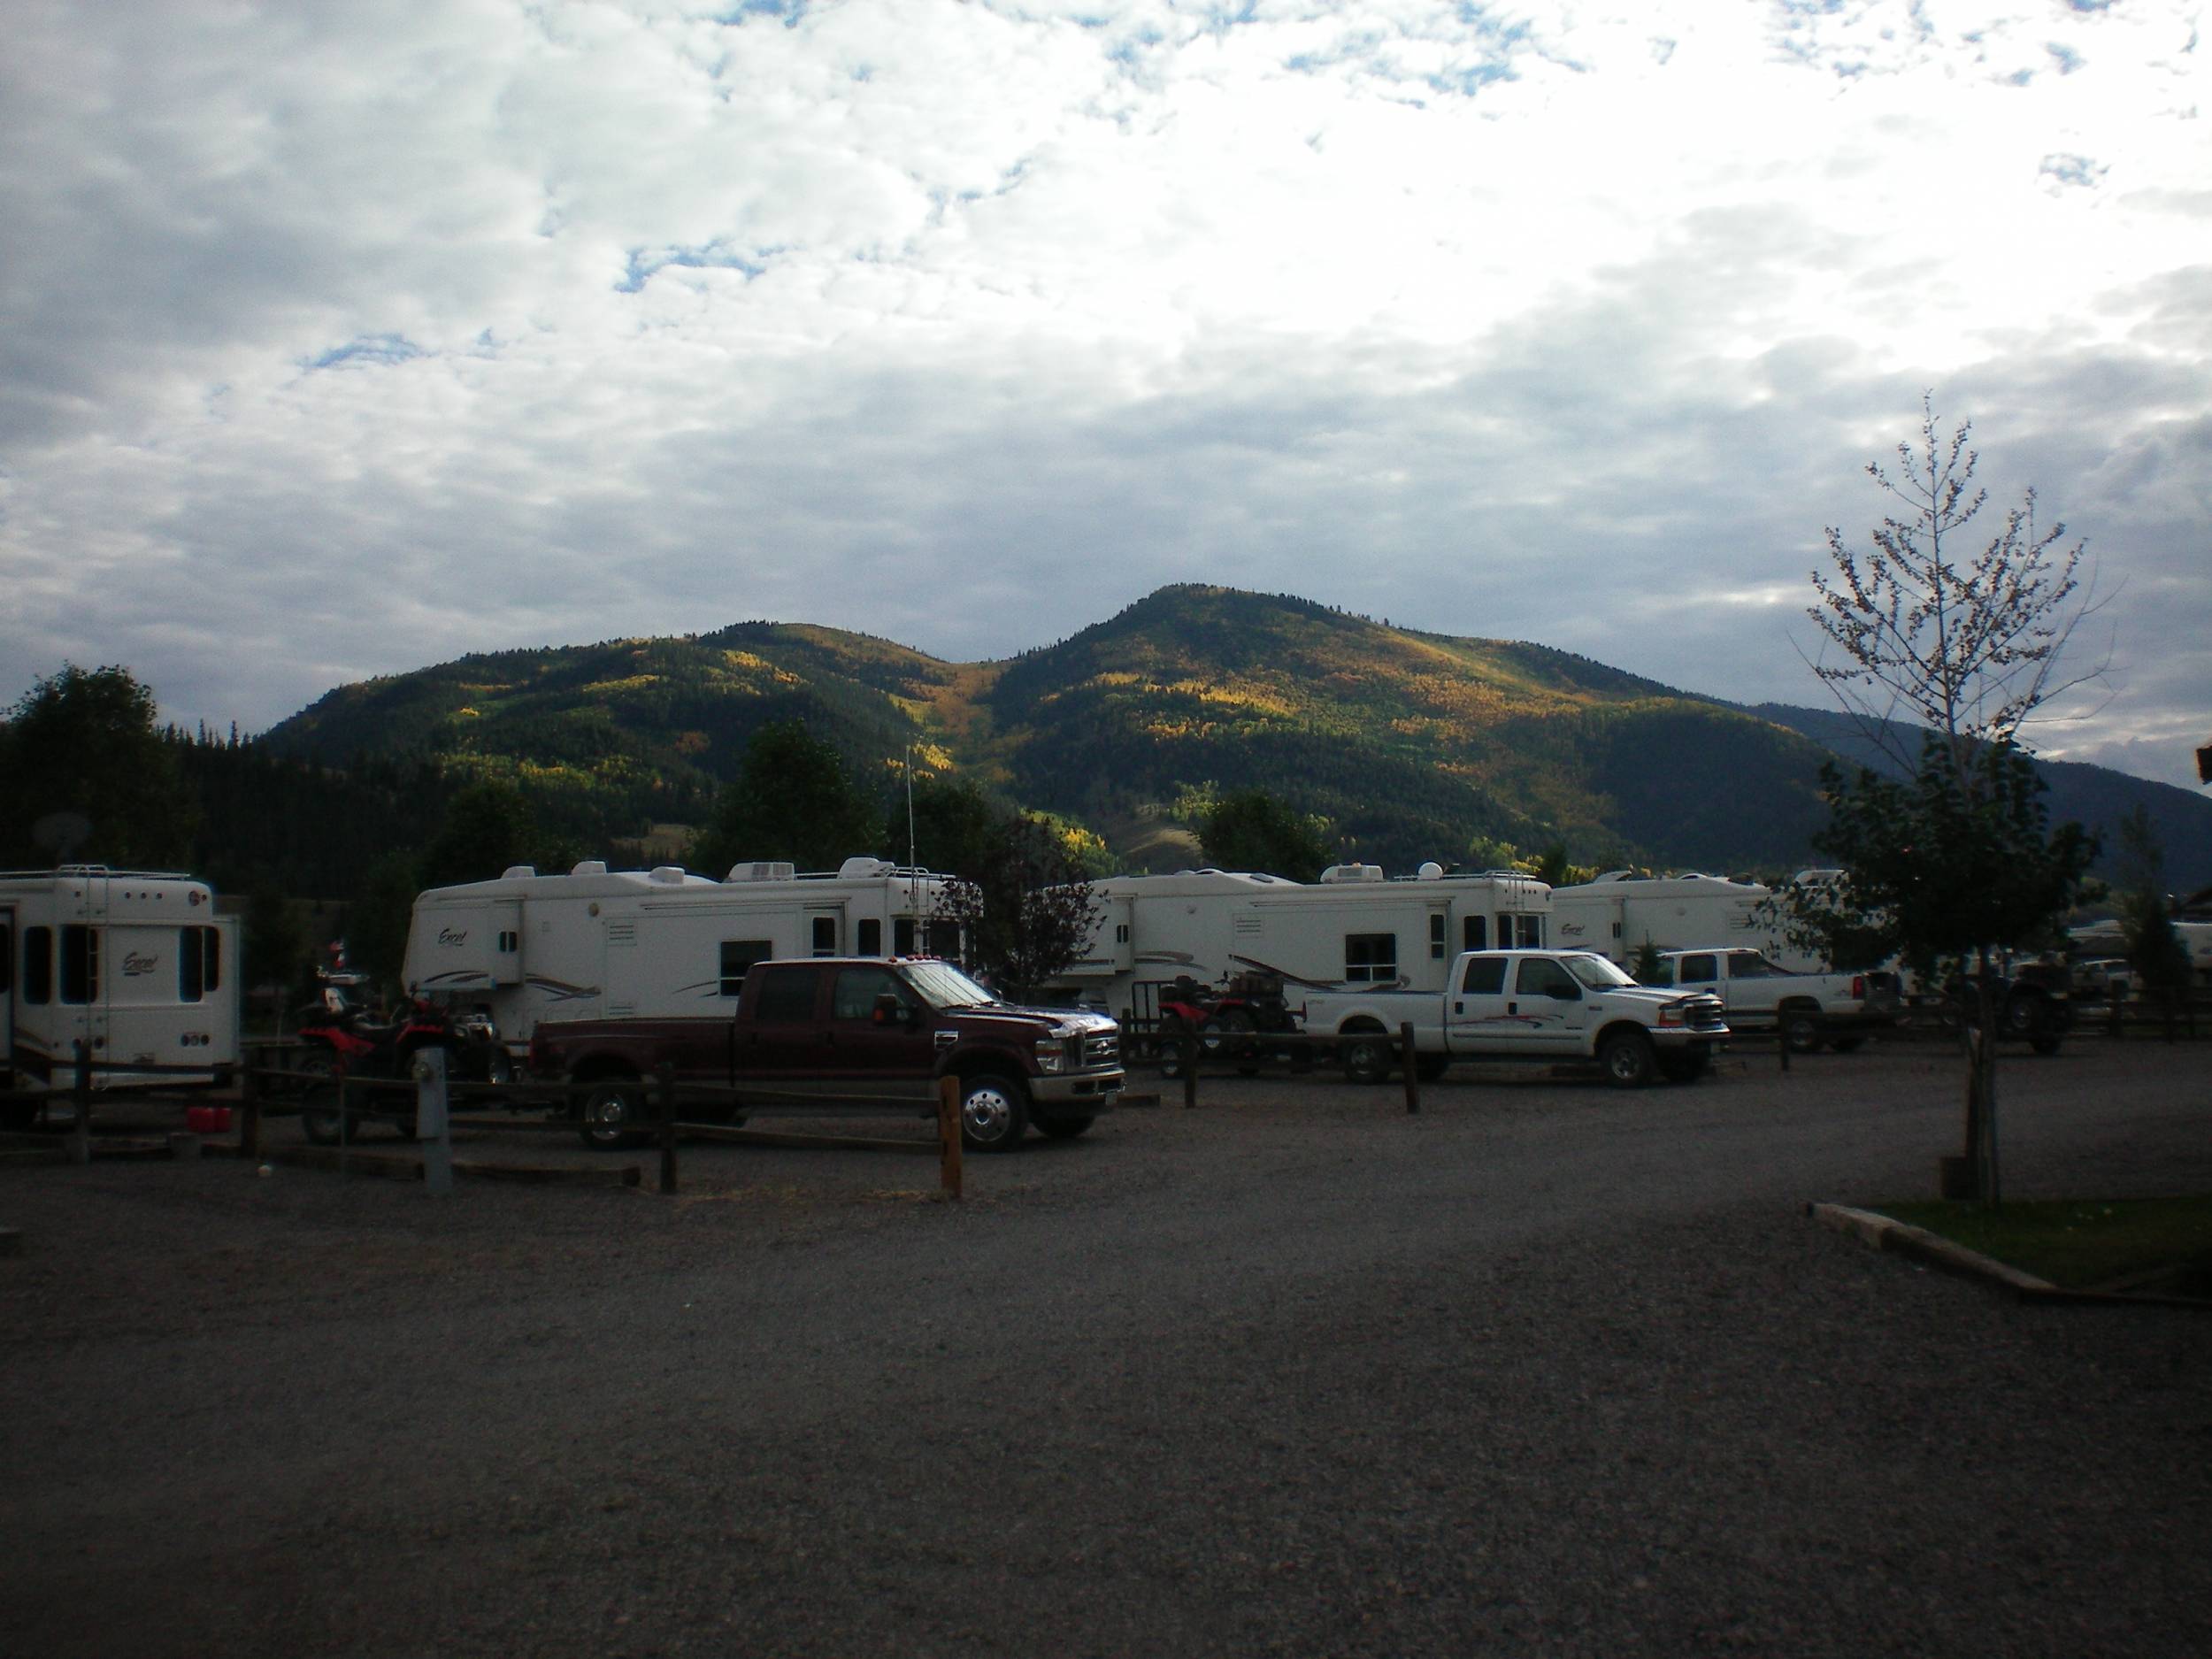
top-left (69, 1040), bottom-right (93, 1164)
top-left (1401, 1024), bottom-right (1419, 1115)
top-left (937, 1075), bottom-right (963, 1201)
top-left (657, 1064), bottom-right (679, 1195)
top-left (419, 1048), bottom-right (452, 1198)
top-left (238, 1058), bottom-right (261, 1160)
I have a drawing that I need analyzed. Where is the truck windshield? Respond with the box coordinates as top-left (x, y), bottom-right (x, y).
top-left (1564, 954), bottom-right (1639, 990)
top-left (902, 960), bottom-right (1000, 1009)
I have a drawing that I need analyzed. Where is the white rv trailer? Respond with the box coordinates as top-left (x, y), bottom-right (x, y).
top-left (1, 868), bottom-right (242, 1118)
top-left (1547, 872), bottom-right (1824, 971)
top-left (1048, 863), bottom-right (1552, 1023)
top-left (403, 856), bottom-right (963, 1057)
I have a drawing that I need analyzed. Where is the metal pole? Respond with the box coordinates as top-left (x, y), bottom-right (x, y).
top-left (419, 1048), bottom-right (452, 1197)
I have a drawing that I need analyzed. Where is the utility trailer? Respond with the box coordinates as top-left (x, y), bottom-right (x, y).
top-left (402, 856), bottom-right (963, 1062)
top-left (1, 867), bottom-right (241, 1126)
top-left (1046, 862), bottom-right (1552, 1026)
top-left (1547, 871), bottom-right (1827, 972)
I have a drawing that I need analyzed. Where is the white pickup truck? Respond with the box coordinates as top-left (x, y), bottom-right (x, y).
top-left (1652, 949), bottom-right (1899, 1053)
top-left (1301, 949), bottom-right (1731, 1087)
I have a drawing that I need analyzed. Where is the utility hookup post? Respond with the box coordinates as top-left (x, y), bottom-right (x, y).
top-left (419, 1048), bottom-right (453, 1197)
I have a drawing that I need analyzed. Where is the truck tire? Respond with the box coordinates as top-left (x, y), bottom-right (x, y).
top-left (1598, 1030), bottom-right (1656, 1087)
top-left (1340, 1033), bottom-right (1392, 1086)
top-left (1781, 1005), bottom-right (1825, 1054)
top-left (579, 1076), bottom-right (647, 1150)
top-left (959, 1074), bottom-right (1030, 1153)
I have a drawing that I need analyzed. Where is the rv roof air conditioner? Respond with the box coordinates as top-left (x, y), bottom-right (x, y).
top-left (1319, 864), bottom-right (1383, 884)
top-left (502, 865), bottom-right (537, 880)
top-left (728, 862), bottom-right (797, 883)
top-left (571, 860), bottom-right (609, 877)
top-left (838, 856), bottom-right (897, 879)
top-left (648, 865), bottom-right (687, 885)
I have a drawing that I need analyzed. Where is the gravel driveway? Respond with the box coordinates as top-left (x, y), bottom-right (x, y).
top-left (4, 1039), bottom-right (2208, 1657)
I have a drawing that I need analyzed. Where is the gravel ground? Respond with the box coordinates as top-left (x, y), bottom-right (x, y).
top-left (4, 1038), bottom-right (2209, 1657)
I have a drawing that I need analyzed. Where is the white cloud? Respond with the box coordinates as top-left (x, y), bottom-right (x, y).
top-left (2, 0), bottom-right (2207, 795)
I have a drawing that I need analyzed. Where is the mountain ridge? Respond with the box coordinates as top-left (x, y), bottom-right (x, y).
top-left (258, 584), bottom-right (2212, 886)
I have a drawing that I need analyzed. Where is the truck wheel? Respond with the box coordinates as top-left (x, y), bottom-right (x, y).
top-left (580, 1077), bottom-right (646, 1150)
top-left (1156, 1018), bottom-right (1192, 1079)
top-left (1340, 1034), bottom-right (1392, 1086)
top-left (959, 1074), bottom-right (1029, 1153)
top-left (1781, 1008), bottom-right (1825, 1054)
top-left (1598, 1031), bottom-right (1656, 1087)
top-left (1033, 1110), bottom-right (1094, 1141)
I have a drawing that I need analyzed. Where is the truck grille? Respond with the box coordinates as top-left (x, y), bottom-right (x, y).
top-left (1079, 1032), bottom-right (1119, 1069)
top-left (1684, 995), bottom-right (1727, 1031)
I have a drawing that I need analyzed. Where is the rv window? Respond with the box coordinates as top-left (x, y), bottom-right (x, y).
top-left (23, 926), bottom-right (51, 1005)
top-left (924, 918), bottom-right (962, 960)
top-left (1429, 915), bottom-right (1447, 960)
top-left (893, 918), bottom-right (916, 956)
top-left (750, 965), bottom-right (819, 1023)
top-left (1345, 933), bottom-right (1397, 983)
top-left (498, 930), bottom-right (519, 954)
top-left (1509, 914), bottom-right (1544, 949)
top-left (1116, 924), bottom-right (1131, 944)
top-left (60, 926), bottom-right (99, 1005)
top-left (204, 927), bottom-right (221, 993)
top-left (0, 923), bottom-right (10, 995)
top-left (718, 940), bottom-right (774, 997)
top-left (810, 917), bottom-right (837, 956)
top-left (1459, 956), bottom-right (1508, 995)
top-left (1463, 915), bottom-right (1486, 952)
top-left (857, 918), bottom-right (882, 956)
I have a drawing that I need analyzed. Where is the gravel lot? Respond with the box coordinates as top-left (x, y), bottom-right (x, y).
top-left (4, 1038), bottom-right (2209, 1658)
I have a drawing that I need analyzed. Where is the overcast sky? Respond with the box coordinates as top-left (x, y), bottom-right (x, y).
top-left (4, 1), bottom-right (2207, 788)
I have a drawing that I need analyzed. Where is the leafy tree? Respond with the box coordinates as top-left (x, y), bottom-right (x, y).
top-left (242, 882), bottom-right (311, 1004)
top-left (938, 812), bottom-right (1102, 1002)
top-left (1200, 789), bottom-right (1332, 879)
top-left (1, 664), bottom-right (196, 867)
top-left (1788, 397), bottom-right (2104, 1201)
top-left (904, 776), bottom-right (1005, 881)
top-left (2114, 807), bottom-right (2192, 1018)
top-left (419, 781), bottom-right (539, 891)
top-left (342, 851), bottom-right (422, 1004)
top-left (690, 720), bottom-right (884, 876)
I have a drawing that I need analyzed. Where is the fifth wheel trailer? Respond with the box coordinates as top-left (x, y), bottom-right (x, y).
top-left (1546, 872), bottom-right (1826, 972)
top-left (1046, 863), bottom-right (1551, 1025)
top-left (403, 856), bottom-right (963, 1062)
top-left (2, 866), bottom-right (241, 1126)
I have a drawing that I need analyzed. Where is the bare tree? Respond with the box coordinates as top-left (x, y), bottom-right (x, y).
top-left (1787, 395), bottom-right (2107, 1203)
top-left (1806, 392), bottom-right (2105, 773)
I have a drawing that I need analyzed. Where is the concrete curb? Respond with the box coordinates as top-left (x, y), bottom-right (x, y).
top-left (1809, 1202), bottom-right (2212, 1310)
top-left (1809, 1202), bottom-right (2056, 1298)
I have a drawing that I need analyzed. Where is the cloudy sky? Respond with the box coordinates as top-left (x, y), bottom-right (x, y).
top-left (4, 0), bottom-right (2207, 787)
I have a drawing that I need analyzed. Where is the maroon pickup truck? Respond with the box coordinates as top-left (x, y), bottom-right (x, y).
top-left (527, 956), bottom-right (1124, 1153)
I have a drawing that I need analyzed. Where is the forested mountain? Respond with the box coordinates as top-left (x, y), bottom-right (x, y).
top-left (225, 583), bottom-right (2209, 891)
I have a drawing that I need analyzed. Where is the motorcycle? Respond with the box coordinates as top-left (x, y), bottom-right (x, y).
top-left (293, 995), bottom-right (511, 1145)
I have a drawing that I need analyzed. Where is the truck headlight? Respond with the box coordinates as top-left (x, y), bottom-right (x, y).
top-left (1034, 1039), bottom-right (1066, 1073)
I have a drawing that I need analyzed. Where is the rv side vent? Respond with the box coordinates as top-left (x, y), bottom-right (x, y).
top-left (648, 865), bottom-right (687, 885)
top-left (728, 862), bottom-right (797, 883)
top-left (1319, 864), bottom-right (1384, 884)
top-left (607, 921), bottom-right (638, 947)
top-left (571, 860), bottom-right (609, 877)
top-left (502, 864), bottom-right (537, 879)
top-left (1233, 916), bottom-right (1263, 934)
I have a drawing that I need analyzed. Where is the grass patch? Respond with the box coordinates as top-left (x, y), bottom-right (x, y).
top-left (1878, 1196), bottom-right (2212, 1293)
